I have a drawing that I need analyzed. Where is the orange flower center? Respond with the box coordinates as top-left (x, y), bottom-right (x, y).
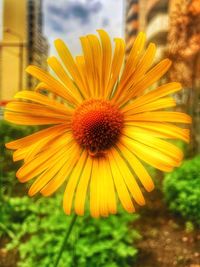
top-left (72, 99), bottom-right (124, 156)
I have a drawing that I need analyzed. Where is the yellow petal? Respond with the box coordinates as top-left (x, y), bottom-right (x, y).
top-left (103, 158), bottom-right (117, 215)
top-left (4, 112), bottom-right (65, 125)
top-left (88, 35), bottom-right (102, 97)
top-left (97, 29), bottom-right (112, 97)
top-left (124, 97), bottom-right (176, 115)
top-left (112, 148), bottom-right (145, 206)
top-left (13, 91), bottom-right (73, 115)
top-left (131, 58), bottom-right (172, 96)
top-left (80, 36), bottom-right (96, 97)
top-left (28, 144), bottom-right (78, 196)
top-left (108, 149), bottom-right (135, 213)
top-left (124, 122), bottom-right (190, 143)
top-left (90, 158), bottom-right (100, 218)
top-left (54, 39), bottom-right (86, 97)
top-left (75, 55), bottom-right (90, 97)
top-left (105, 38), bottom-right (125, 99)
top-left (28, 161), bottom-right (64, 197)
top-left (114, 41), bottom-right (155, 103)
top-left (121, 136), bottom-right (176, 172)
top-left (35, 82), bottom-right (50, 92)
top-left (6, 101), bottom-right (68, 120)
top-left (16, 134), bottom-right (72, 182)
top-left (40, 143), bottom-right (81, 196)
top-left (13, 133), bottom-right (60, 162)
top-left (113, 32), bottom-right (146, 102)
top-left (123, 82), bottom-right (182, 113)
top-left (118, 59), bottom-right (172, 106)
top-left (98, 158), bottom-right (109, 217)
top-left (74, 155), bottom-right (93, 216)
top-left (125, 111), bottom-right (192, 124)
top-left (63, 151), bottom-right (87, 215)
top-left (123, 127), bottom-right (183, 163)
top-left (47, 56), bottom-right (85, 100)
top-left (116, 142), bottom-right (154, 192)
top-left (90, 157), bottom-right (117, 217)
top-left (26, 65), bottom-right (79, 106)
top-left (6, 124), bottom-right (68, 150)
top-left (23, 127), bottom-right (68, 163)
top-left (130, 42), bottom-right (156, 84)
top-left (121, 32), bottom-right (146, 83)
top-left (13, 145), bottom-right (35, 162)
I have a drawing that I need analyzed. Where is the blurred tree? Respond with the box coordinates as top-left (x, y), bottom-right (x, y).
top-left (168, 0), bottom-right (200, 156)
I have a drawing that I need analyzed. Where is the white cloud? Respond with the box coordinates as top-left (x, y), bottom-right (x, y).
top-left (43, 0), bottom-right (124, 56)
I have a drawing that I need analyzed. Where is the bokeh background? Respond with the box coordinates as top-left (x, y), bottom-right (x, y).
top-left (0, 1), bottom-right (200, 267)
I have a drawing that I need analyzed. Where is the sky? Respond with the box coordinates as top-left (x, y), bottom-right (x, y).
top-left (43, 0), bottom-right (124, 55)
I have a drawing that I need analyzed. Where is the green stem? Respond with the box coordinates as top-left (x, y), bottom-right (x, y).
top-left (54, 214), bottom-right (78, 267)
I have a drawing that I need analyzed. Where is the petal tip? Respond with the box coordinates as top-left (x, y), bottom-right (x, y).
top-left (25, 65), bottom-right (34, 73)
top-left (28, 189), bottom-right (35, 197)
top-left (5, 142), bottom-right (13, 149)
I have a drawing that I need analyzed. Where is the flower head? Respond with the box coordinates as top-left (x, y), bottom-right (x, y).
top-left (5, 30), bottom-right (191, 218)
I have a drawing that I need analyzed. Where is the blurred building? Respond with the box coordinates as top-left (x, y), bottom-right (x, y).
top-left (138, 0), bottom-right (147, 32)
top-left (0, 0), bottom-right (48, 101)
top-left (124, 0), bottom-right (139, 54)
top-left (145, 0), bottom-right (169, 61)
top-left (125, 0), bottom-right (169, 61)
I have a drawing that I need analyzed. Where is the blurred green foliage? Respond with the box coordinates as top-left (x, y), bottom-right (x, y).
top-left (1, 194), bottom-right (140, 267)
top-left (163, 155), bottom-right (200, 225)
top-left (185, 221), bottom-right (195, 233)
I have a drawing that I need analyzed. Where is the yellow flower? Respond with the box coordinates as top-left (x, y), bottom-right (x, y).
top-left (5, 30), bottom-right (191, 218)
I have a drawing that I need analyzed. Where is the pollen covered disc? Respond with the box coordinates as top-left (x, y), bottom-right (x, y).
top-left (72, 99), bottom-right (123, 155)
